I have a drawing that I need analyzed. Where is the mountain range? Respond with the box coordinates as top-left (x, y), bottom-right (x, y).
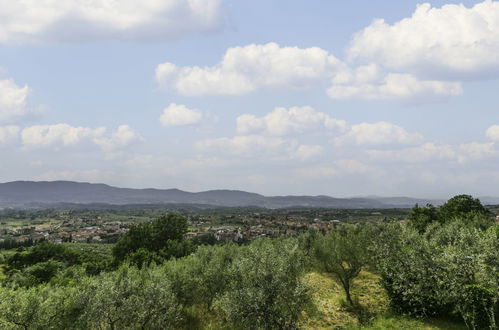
top-left (0, 181), bottom-right (495, 209)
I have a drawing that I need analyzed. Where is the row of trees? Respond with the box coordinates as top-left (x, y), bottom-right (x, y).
top-left (1, 238), bottom-right (309, 329)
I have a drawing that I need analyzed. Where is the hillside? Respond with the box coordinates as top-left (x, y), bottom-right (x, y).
top-left (0, 181), bottom-right (448, 209)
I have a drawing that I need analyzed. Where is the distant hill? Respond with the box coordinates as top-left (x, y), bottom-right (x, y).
top-left (0, 181), bottom-right (461, 209)
top-left (362, 196), bottom-right (446, 207)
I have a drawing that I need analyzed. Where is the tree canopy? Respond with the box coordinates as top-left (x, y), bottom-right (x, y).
top-left (112, 214), bottom-right (191, 266)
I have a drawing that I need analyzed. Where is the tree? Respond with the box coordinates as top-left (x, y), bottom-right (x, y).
top-left (151, 214), bottom-right (187, 250)
top-left (216, 239), bottom-right (309, 329)
top-left (112, 214), bottom-right (190, 266)
top-left (439, 195), bottom-right (491, 222)
top-left (72, 265), bottom-right (183, 329)
top-left (408, 195), bottom-right (493, 233)
top-left (407, 203), bottom-right (440, 233)
top-left (112, 223), bottom-right (153, 264)
top-left (313, 225), bottom-right (369, 306)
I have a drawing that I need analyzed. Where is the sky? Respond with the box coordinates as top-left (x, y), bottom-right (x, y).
top-left (1, 0), bottom-right (499, 198)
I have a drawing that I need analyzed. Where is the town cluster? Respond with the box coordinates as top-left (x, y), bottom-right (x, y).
top-left (1, 212), bottom-right (344, 245)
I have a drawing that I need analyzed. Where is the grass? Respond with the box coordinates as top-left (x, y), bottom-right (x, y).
top-left (299, 271), bottom-right (467, 330)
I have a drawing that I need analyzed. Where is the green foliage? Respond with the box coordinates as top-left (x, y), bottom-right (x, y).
top-left (151, 214), bottom-right (188, 248)
top-left (0, 237), bottom-right (313, 329)
top-left (408, 195), bottom-right (494, 233)
top-left (439, 195), bottom-right (491, 221)
top-left (4, 201), bottom-right (494, 329)
top-left (372, 221), bottom-right (498, 328)
top-left (0, 285), bottom-right (48, 329)
top-left (313, 225), bottom-right (369, 306)
top-left (215, 238), bottom-right (310, 330)
top-left (407, 203), bottom-right (440, 233)
top-left (187, 243), bottom-right (238, 308)
top-left (456, 284), bottom-right (497, 330)
top-left (75, 265), bottom-right (183, 329)
top-left (126, 248), bottom-right (161, 269)
top-left (3, 242), bottom-right (110, 286)
top-left (112, 213), bottom-right (190, 266)
top-left (7, 241), bottom-right (81, 269)
top-left (112, 222), bottom-right (153, 262)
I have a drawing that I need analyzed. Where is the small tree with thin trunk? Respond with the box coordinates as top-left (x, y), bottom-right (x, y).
top-left (313, 225), bottom-right (368, 306)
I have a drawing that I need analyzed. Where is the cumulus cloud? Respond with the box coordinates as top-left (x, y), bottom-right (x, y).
top-left (236, 106), bottom-right (347, 136)
top-left (486, 125), bottom-right (499, 141)
top-left (0, 125), bottom-right (20, 144)
top-left (156, 42), bottom-right (341, 96)
top-left (335, 121), bottom-right (423, 146)
top-left (22, 124), bottom-right (105, 147)
top-left (150, 1), bottom-right (499, 103)
top-left (21, 123), bottom-right (142, 151)
top-left (197, 135), bottom-right (322, 161)
top-left (94, 125), bottom-right (144, 152)
top-left (0, 79), bottom-right (32, 123)
top-left (160, 103), bottom-right (203, 127)
top-left (457, 142), bottom-right (497, 162)
top-left (0, 0), bottom-right (223, 44)
top-left (347, 1), bottom-right (499, 80)
top-left (328, 71), bottom-right (462, 102)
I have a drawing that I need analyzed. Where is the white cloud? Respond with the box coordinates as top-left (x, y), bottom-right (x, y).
top-left (457, 142), bottom-right (497, 162)
top-left (347, 1), bottom-right (499, 79)
top-left (21, 123), bottom-right (142, 152)
top-left (328, 72), bottom-right (462, 102)
top-left (0, 0), bottom-right (223, 44)
top-left (0, 125), bottom-right (20, 144)
top-left (335, 121), bottom-right (422, 146)
top-left (236, 106), bottom-right (347, 136)
top-left (22, 124), bottom-right (105, 147)
top-left (236, 114), bottom-right (264, 135)
top-left (0, 79), bottom-right (32, 123)
top-left (486, 125), bottom-right (499, 141)
top-left (367, 143), bottom-right (457, 163)
top-left (292, 145), bottom-right (323, 161)
top-left (367, 141), bottom-right (497, 164)
top-left (197, 135), bottom-right (322, 161)
top-left (94, 125), bottom-right (144, 152)
top-left (160, 103), bottom-right (203, 127)
top-left (156, 42), bottom-right (341, 96)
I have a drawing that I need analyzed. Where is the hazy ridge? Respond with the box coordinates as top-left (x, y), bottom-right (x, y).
top-left (0, 181), bottom-right (464, 209)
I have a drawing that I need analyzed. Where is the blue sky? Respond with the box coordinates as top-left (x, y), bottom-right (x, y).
top-left (0, 0), bottom-right (498, 198)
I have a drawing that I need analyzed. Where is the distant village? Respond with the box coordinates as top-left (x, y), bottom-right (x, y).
top-left (0, 212), bottom-right (344, 245)
top-left (2, 207), bottom-right (498, 247)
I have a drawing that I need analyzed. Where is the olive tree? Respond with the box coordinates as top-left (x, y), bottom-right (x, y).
top-left (215, 238), bottom-right (310, 330)
top-left (313, 225), bottom-right (369, 306)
